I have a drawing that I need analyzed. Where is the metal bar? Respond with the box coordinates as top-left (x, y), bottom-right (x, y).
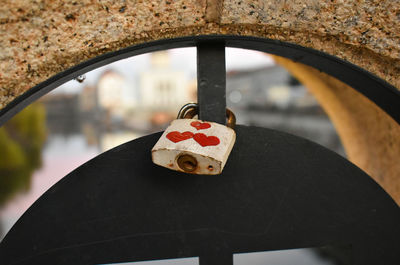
top-left (196, 42), bottom-right (227, 124)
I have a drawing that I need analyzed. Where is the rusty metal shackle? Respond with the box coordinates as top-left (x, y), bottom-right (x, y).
top-left (177, 103), bottom-right (236, 129)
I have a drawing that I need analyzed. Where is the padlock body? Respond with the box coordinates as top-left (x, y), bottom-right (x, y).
top-left (152, 119), bottom-right (236, 175)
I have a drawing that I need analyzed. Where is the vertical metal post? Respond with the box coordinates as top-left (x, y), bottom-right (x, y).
top-left (196, 42), bottom-right (226, 124)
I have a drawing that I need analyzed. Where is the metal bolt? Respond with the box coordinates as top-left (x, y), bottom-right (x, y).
top-left (75, 75), bottom-right (86, 83)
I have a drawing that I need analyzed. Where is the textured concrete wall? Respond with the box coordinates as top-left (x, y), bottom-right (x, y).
top-left (1, 0), bottom-right (400, 108)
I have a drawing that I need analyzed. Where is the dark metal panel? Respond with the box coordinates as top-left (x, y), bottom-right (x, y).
top-left (1, 36), bottom-right (399, 126)
top-left (197, 42), bottom-right (226, 124)
top-left (0, 126), bottom-right (399, 265)
top-left (199, 252), bottom-right (233, 265)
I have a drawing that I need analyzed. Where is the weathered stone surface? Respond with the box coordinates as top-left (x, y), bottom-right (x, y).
top-left (274, 55), bottom-right (400, 205)
top-left (1, 0), bottom-right (400, 109)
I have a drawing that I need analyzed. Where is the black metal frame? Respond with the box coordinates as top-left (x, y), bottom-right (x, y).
top-left (1, 126), bottom-right (399, 265)
top-left (1, 35), bottom-right (400, 265)
top-left (1, 35), bottom-right (400, 126)
top-left (197, 42), bottom-right (226, 123)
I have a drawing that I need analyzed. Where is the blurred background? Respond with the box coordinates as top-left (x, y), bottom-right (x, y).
top-left (0, 47), bottom-right (346, 264)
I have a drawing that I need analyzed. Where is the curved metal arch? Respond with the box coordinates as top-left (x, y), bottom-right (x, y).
top-left (1, 126), bottom-right (399, 264)
top-left (0, 35), bottom-right (399, 126)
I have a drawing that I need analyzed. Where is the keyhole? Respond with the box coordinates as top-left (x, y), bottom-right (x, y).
top-left (177, 154), bottom-right (198, 172)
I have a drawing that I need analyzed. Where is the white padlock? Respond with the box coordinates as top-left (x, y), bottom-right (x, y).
top-left (151, 104), bottom-right (236, 175)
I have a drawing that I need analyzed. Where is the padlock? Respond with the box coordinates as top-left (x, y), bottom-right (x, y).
top-left (151, 103), bottom-right (236, 175)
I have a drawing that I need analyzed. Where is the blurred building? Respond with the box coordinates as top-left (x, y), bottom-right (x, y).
top-left (139, 51), bottom-right (190, 111)
top-left (226, 65), bottom-right (344, 155)
top-left (226, 65), bottom-right (318, 110)
top-left (97, 70), bottom-right (137, 117)
top-left (80, 85), bottom-right (98, 112)
top-left (78, 51), bottom-right (193, 131)
top-left (40, 94), bottom-right (81, 136)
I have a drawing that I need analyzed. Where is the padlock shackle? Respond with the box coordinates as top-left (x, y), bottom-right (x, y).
top-left (177, 103), bottom-right (236, 129)
top-left (177, 103), bottom-right (198, 119)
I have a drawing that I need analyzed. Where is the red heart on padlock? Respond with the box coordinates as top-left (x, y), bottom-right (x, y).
top-left (191, 121), bottom-right (211, 130)
top-left (166, 131), bottom-right (194, 143)
top-left (193, 133), bottom-right (220, 147)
